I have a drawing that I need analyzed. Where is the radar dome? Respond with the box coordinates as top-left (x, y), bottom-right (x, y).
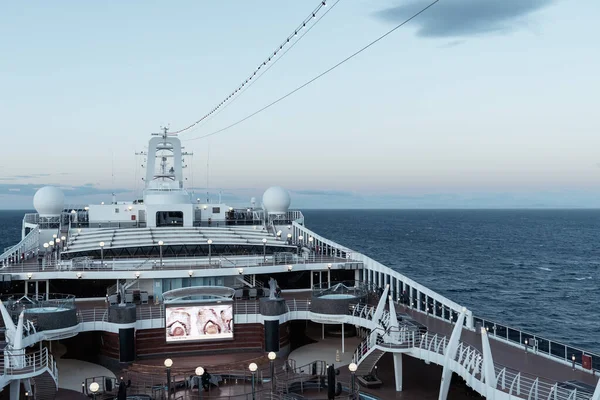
top-left (262, 186), bottom-right (291, 214)
top-left (33, 186), bottom-right (65, 217)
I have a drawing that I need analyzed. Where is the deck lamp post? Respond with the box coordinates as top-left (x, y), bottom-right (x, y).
top-left (48, 240), bottom-right (55, 265)
top-left (572, 354), bottom-right (576, 370)
top-left (207, 239), bottom-right (213, 265)
top-left (164, 358), bottom-right (173, 399)
top-left (158, 240), bottom-right (164, 267)
top-left (268, 351), bottom-right (276, 394)
top-left (55, 238), bottom-right (61, 263)
top-left (348, 362), bottom-right (357, 397)
top-left (60, 235), bottom-right (66, 250)
top-left (99, 242), bottom-right (105, 267)
top-left (43, 243), bottom-right (49, 266)
top-left (70, 210), bottom-right (76, 229)
top-left (262, 238), bottom-right (267, 262)
top-left (195, 366), bottom-right (204, 399)
top-left (89, 381), bottom-right (99, 400)
top-left (249, 362), bottom-right (258, 400)
top-left (308, 236), bottom-right (313, 249)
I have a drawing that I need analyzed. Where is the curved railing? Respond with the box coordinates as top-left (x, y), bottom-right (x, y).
top-left (1, 253), bottom-right (356, 274)
top-left (1, 293), bottom-right (76, 312)
top-left (312, 280), bottom-right (371, 299)
top-left (474, 315), bottom-right (600, 373)
top-left (292, 222), bottom-right (471, 328)
top-left (0, 226), bottom-right (40, 266)
top-left (1, 347), bottom-right (58, 384)
top-left (352, 327), bottom-right (594, 400)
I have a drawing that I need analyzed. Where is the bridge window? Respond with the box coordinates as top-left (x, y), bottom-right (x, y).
top-left (156, 211), bottom-right (184, 227)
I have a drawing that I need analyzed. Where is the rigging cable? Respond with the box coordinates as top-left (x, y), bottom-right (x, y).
top-left (183, 0), bottom-right (440, 142)
top-left (177, 0), bottom-right (342, 137)
top-left (173, 0), bottom-right (335, 135)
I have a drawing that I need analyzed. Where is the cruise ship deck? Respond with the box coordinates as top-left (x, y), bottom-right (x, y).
top-left (1, 131), bottom-right (599, 400)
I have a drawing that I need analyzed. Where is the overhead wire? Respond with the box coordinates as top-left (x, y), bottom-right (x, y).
top-left (172, 0), bottom-right (335, 135)
top-left (183, 0), bottom-right (440, 142)
top-left (176, 0), bottom-right (342, 137)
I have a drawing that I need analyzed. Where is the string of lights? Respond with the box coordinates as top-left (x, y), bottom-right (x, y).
top-left (183, 0), bottom-right (440, 142)
top-left (172, 0), bottom-right (333, 135)
top-left (175, 0), bottom-right (342, 137)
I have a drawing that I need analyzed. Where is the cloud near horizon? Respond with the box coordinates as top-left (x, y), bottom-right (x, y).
top-left (376, 0), bottom-right (554, 38)
top-left (0, 183), bottom-right (130, 197)
top-left (1, 184), bottom-right (599, 210)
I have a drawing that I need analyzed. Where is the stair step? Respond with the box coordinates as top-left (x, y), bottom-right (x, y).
top-left (32, 371), bottom-right (57, 400)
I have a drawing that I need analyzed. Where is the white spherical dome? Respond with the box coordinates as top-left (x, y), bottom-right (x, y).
top-left (33, 186), bottom-right (65, 216)
top-left (262, 186), bottom-right (291, 214)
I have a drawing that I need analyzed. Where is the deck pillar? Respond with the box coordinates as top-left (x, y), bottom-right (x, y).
top-left (371, 285), bottom-right (390, 330)
top-left (591, 375), bottom-right (600, 400)
top-left (438, 308), bottom-right (466, 400)
top-left (341, 323), bottom-right (345, 353)
top-left (393, 353), bottom-right (403, 391)
top-left (481, 327), bottom-right (497, 399)
top-left (9, 379), bottom-right (20, 400)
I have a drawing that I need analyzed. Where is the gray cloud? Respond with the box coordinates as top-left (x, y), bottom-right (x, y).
top-left (0, 183), bottom-right (130, 197)
top-left (376, 0), bottom-right (554, 38)
top-left (0, 173), bottom-right (52, 181)
top-left (292, 190), bottom-right (355, 197)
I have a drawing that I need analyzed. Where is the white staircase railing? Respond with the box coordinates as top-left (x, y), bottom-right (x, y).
top-left (0, 226), bottom-right (40, 266)
top-left (1, 347), bottom-right (58, 385)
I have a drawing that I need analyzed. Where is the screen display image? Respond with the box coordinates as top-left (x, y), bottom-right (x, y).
top-left (165, 303), bottom-right (233, 342)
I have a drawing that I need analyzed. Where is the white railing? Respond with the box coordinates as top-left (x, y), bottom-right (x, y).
top-left (474, 316), bottom-right (600, 375)
top-left (1, 347), bottom-right (58, 384)
top-left (291, 222), bottom-right (472, 328)
top-left (2, 253), bottom-right (356, 274)
top-left (352, 328), bottom-right (592, 400)
top-left (0, 226), bottom-right (40, 265)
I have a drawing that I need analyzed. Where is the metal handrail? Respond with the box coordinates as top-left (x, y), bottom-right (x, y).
top-left (1, 347), bottom-right (58, 383)
top-left (0, 226), bottom-right (40, 263)
top-left (474, 315), bottom-right (600, 373)
top-left (1, 253), bottom-right (357, 274)
top-left (352, 328), bottom-right (591, 400)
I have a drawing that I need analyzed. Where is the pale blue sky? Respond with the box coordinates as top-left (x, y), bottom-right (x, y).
top-left (1, 0), bottom-right (599, 209)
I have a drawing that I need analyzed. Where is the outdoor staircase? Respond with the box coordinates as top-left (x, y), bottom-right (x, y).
top-left (32, 370), bottom-right (58, 400)
top-left (236, 274), bottom-right (264, 288)
top-left (107, 279), bottom-right (140, 296)
top-left (355, 347), bottom-right (385, 376)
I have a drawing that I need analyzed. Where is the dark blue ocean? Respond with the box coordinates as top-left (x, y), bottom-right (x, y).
top-left (1, 209), bottom-right (599, 352)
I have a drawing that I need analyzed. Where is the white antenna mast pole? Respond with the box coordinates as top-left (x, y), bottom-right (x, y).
top-left (206, 141), bottom-right (210, 204)
top-left (112, 151), bottom-right (116, 204)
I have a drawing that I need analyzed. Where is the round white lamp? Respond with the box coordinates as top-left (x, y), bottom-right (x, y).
top-left (249, 362), bottom-right (258, 372)
top-left (164, 358), bottom-right (173, 368)
top-left (89, 382), bottom-right (99, 393)
top-left (268, 352), bottom-right (276, 361)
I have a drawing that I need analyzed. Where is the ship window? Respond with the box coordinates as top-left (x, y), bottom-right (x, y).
top-left (115, 208), bottom-right (119, 213)
top-left (212, 207), bottom-right (220, 214)
top-left (156, 211), bottom-right (184, 227)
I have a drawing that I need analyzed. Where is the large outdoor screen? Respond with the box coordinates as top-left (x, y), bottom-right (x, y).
top-left (165, 303), bottom-right (233, 342)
